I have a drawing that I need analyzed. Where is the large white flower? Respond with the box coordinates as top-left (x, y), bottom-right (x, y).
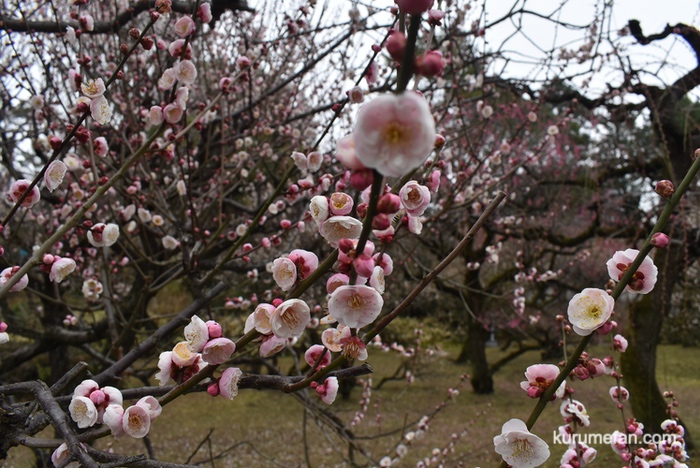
top-left (353, 91), bottom-right (435, 177)
top-left (567, 288), bottom-right (614, 336)
top-left (493, 418), bottom-right (550, 468)
top-left (270, 299), bottom-right (310, 338)
top-left (69, 395), bottom-right (98, 428)
top-left (320, 216), bottom-right (363, 247)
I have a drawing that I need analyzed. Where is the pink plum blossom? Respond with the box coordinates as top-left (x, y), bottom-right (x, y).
top-left (519, 364), bottom-right (566, 399)
top-left (609, 385), bottom-right (630, 402)
top-left (177, 60), bottom-right (197, 85)
top-left (606, 249), bottom-right (658, 294)
top-left (219, 367), bottom-right (243, 399)
top-left (353, 91), bottom-right (435, 177)
top-left (399, 181), bottom-right (431, 216)
top-left (174, 16), bottom-right (195, 37)
top-left (44, 161), bottom-right (67, 192)
top-left (202, 337), bottom-right (236, 365)
top-left (348, 86), bottom-right (364, 103)
top-left (103, 404), bottom-right (126, 438)
top-left (328, 285), bottom-right (383, 329)
top-left (93, 136), bottom-right (109, 156)
top-left (493, 418), bottom-right (550, 467)
top-left (197, 2), bottom-right (212, 22)
top-left (312, 376), bottom-right (339, 404)
top-left (613, 334), bottom-right (628, 352)
top-left (51, 442), bottom-right (82, 467)
top-left (567, 288), bottom-right (615, 336)
top-left (320, 216), bottom-right (363, 246)
top-left (135, 396), bottom-right (162, 420)
top-left (307, 151), bottom-right (323, 172)
top-left (185, 315), bottom-right (209, 352)
top-left (259, 334), bottom-right (287, 357)
top-left (340, 335), bottom-right (368, 360)
top-left (326, 273), bottom-right (350, 294)
top-left (560, 400), bottom-right (590, 426)
top-left (335, 135), bottom-right (367, 170)
top-left (164, 103), bottom-right (183, 124)
top-left (158, 68), bottom-right (178, 90)
top-left (271, 299), bottom-right (310, 338)
top-left (0, 267), bottom-right (29, 292)
top-left (329, 192), bottom-right (354, 216)
top-left (8, 179), bottom-right (40, 208)
top-left (305, 344), bottom-right (332, 369)
top-left (49, 258), bottom-right (76, 283)
top-left (122, 405), bottom-right (151, 438)
top-left (148, 106), bottom-right (164, 126)
top-left (288, 249), bottom-right (319, 279)
top-left (87, 223), bottom-right (120, 247)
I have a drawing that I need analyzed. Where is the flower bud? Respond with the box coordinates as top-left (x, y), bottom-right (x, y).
top-left (385, 31), bottom-right (406, 62)
top-left (651, 232), bottom-right (669, 248)
top-left (655, 180), bottom-right (675, 198)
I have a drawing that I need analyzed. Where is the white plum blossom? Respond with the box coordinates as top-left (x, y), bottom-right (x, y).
top-left (493, 418), bottom-right (550, 467)
top-left (219, 367), bottom-right (243, 399)
top-left (320, 216), bottom-right (363, 247)
top-left (184, 315), bottom-right (209, 352)
top-left (271, 299), bottom-right (310, 338)
top-left (606, 249), bottom-right (658, 294)
top-left (272, 257), bottom-right (297, 291)
top-left (90, 95), bottom-right (113, 125)
top-left (328, 285), bottom-right (383, 329)
top-left (81, 78), bottom-right (105, 98)
top-left (49, 258), bottom-right (77, 283)
top-left (82, 279), bottom-right (104, 301)
top-left (122, 405), bottom-right (151, 438)
top-left (0, 267), bottom-right (29, 292)
top-left (174, 16), bottom-right (195, 37)
top-left (567, 288), bottom-right (615, 336)
top-left (69, 395), bottom-right (99, 428)
top-left (162, 235), bottom-right (179, 250)
top-left (158, 68), bottom-right (178, 91)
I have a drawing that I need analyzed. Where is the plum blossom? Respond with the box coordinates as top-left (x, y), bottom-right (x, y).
top-left (174, 16), bottom-right (195, 37)
top-left (329, 192), bottom-right (354, 216)
top-left (69, 395), bottom-right (99, 428)
top-left (606, 249), bottom-right (658, 294)
top-left (103, 404), bottom-right (126, 438)
top-left (219, 367), bottom-right (243, 399)
top-left (312, 376), bottom-right (339, 404)
top-left (567, 288), bottom-right (615, 336)
top-left (305, 344), bottom-right (332, 369)
top-left (184, 315), bottom-right (209, 352)
top-left (322, 326), bottom-right (350, 352)
top-left (148, 106), bottom-right (164, 126)
top-left (49, 258), bottom-right (77, 283)
top-left (335, 135), bottom-right (366, 170)
top-left (353, 91), bottom-right (435, 177)
top-left (87, 223), bottom-right (120, 247)
top-left (493, 418), bottom-right (550, 467)
top-left (122, 405), bottom-right (151, 438)
top-left (0, 322), bottom-right (8, 345)
top-left (8, 179), bottom-right (41, 208)
top-left (44, 161), bottom-right (67, 192)
top-left (320, 216), bottom-right (363, 246)
top-left (90, 96), bottom-right (112, 125)
top-left (259, 334), bottom-right (287, 357)
top-left (560, 399), bottom-right (590, 426)
top-left (198, 2), bottom-right (213, 22)
top-left (81, 78), bottom-right (105, 98)
top-left (177, 60), bottom-right (197, 85)
top-left (399, 181), bottom-right (431, 216)
top-left (271, 299), bottom-right (310, 338)
top-left (82, 279), bottom-right (104, 301)
top-left (253, 303), bottom-right (275, 334)
top-left (172, 341), bottom-right (199, 367)
top-left (162, 235), bottom-right (179, 250)
top-left (613, 334), bottom-right (628, 352)
top-left (93, 137), bottom-right (109, 156)
top-left (51, 443), bottom-right (81, 468)
top-left (309, 195), bottom-right (330, 226)
top-left (328, 285), bottom-right (383, 329)
top-left (0, 267), bottom-right (29, 292)
top-left (272, 257), bottom-right (297, 291)
top-left (163, 103), bottom-right (183, 124)
top-left (609, 385), bottom-right (630, 402)
top-left (519, 364), bottom-right (566, 399)
top-left (158, 68), bottom-right (178, 90)
top-left (202, 337), bottom-right (236, 365)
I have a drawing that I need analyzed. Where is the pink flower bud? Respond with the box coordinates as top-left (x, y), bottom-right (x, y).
top-left (207, 382), bottom-right (220, 396)
top-left (206, 320), bottom-right (223, 338)
top-left (350, 169), bottom-right (374, 190)
top-left (415, 50), bottom-right (444, 77)
top-left (651, 232), bottom-right (669, 248)
top-left (89, 389), bottom-right (106, 406)
top-left (0, 322), bottom-right (6, 333)
top-left (655, 180), bottom-right (675, 198)
top-left (353, 254), bottom-right (375, 277)
top-left (385, 31), bottom-right (406, 62)
top-left (395, 0), bottom-right (434, 15)
top-left (377, 193), bottom-right (401, 214)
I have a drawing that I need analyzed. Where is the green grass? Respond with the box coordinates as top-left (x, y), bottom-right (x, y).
top-left (5, 344), bottom-right (699, 467)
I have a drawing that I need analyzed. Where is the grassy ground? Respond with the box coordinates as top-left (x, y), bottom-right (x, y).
top-left (5, 343), bottom-right (699, 467)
